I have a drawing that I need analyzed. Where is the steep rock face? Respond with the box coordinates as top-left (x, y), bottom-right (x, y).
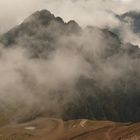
top-left (0, 10), bottom-right (121, 58)
top-left (0, 10), bottom-right (140, 122)
top-left (0, 10), bottom-right (81, 58)
top-left (1, 10), bottom-right (140, 58)
top-left (121, 11), bottom-right (140, 34)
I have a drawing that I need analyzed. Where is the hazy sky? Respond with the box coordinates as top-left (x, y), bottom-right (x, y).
top-left (0, 0), bottom-right (139, 33)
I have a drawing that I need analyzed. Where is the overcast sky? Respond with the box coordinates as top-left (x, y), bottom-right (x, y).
top-left (0, 0), bottom-right (139, 33)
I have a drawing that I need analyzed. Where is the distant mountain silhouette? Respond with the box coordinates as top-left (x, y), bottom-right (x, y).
top-left (120, 11), bottom-right (140, 34)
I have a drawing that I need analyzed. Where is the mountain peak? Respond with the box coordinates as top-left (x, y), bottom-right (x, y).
top-left (121, 11), bottom-right (140, 18)
top-left (37, 9), bottom-right (52, 15)
top-left (120, 11), bottom-right (140, 34)
top-left (32, 9), bottom-right (54, 19)
top-left (0, 9), bottom-right (81, 46)
top-left (23, 9), bottom-right (55, 25)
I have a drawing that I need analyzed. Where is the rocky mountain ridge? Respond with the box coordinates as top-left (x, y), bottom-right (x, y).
top-left (0, 10), bottom-right (140, 123)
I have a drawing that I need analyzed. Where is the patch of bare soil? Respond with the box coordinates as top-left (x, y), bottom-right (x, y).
top-left (0, 118), bottom-right (140, 140)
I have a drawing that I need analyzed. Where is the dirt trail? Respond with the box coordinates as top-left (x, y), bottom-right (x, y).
top-left (105, 125), bottom-right (115, 140)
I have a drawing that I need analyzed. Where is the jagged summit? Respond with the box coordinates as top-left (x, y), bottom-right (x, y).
top-left (22, 9), bottom-right (80, 28)
top-left (0, 9), bottom-right (140, 123)
top-left (120, 11), bottom-right (140, 34)
top-left (23, 9), bottom-right (55, 25)
top-left (29, 9), bottom-right (54, 19)
top-left (121, 11), bottom-right (140, 18)
top-left (0, 9), bottom-right (137, 59)
top-left (0, 9), bottom-right (81, 47)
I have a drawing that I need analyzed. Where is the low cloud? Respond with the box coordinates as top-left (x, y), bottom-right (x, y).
top-left (0, 0), bottom-right (140, 33)
top-left (0, 0), bottom-right (140, 122)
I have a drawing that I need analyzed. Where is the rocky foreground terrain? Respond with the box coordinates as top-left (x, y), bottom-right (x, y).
top-left (0, 117), bottom-right (139, 140)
